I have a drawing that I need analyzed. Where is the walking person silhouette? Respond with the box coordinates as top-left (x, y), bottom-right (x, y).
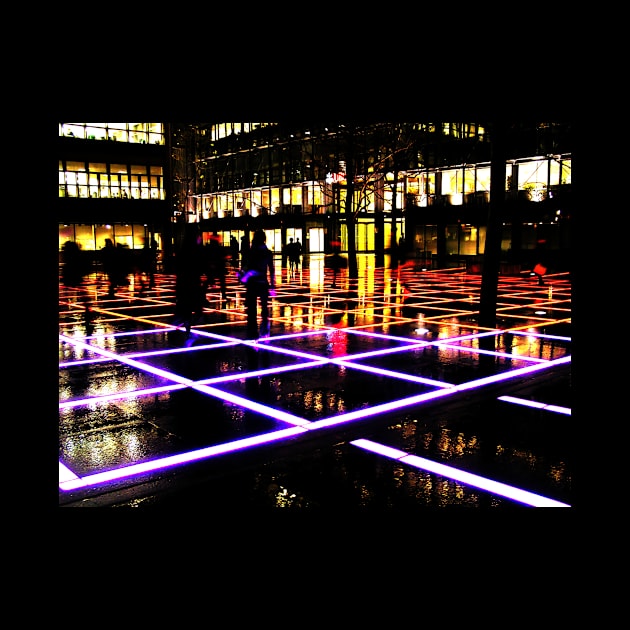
top-left (174, 229), bottom-right (204, 337)
top-left (61, 240), bottom-right (93, 328)
top-left (202, 233), bottom-right (228, 302)
top-left (241, 229), bottom-right (276, 339)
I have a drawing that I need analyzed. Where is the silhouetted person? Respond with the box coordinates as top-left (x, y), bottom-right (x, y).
top-left (240, 234), bottom-right (250, 269)
top-left (294, 237), bottom-right (303, 267)
top-left (202, 234), bottom-right (228, 301)
top-left (326, 239), bottom-right (346, 288)
top-left (533, 239), bottom-right (548, 286)
top-left (287, 237), bottom-right (301, 274)
top-left (137, 238), bottom-right (157, 293)
top-left (62, 240), bottom-right (93, 326)
top-left (102, 239), bottom-right (131, 297)
top-left (241, 229), bottom-right (275, 339)
top-left (174, 230), bottom-right (204, 336)
top-left (101, 239), bottom-right (118, 296)
top-left (62, 240), bottom-right (86, 289)
top-left (230, 235), bottom-right (240, 267)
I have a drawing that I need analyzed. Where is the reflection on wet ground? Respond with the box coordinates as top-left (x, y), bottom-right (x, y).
top-left (59, 255), bottom-right (571, 508)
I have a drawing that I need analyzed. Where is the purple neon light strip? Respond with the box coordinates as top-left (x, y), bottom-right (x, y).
top-left (59, 334), bottom-right (195, 387)
top-left (69, 327), bottom-right (179, 341)
top-left (123, 341), bottom-right (240, 357)
top-left (322, 342), bottom-right (430, 363)
top-left (59, 334), bottom-right (324, 408)
top-left (59, 425), bottom-right (309, 491)
top-left (60, 357), bottom-right (111, 367)
top-left (60, 308), bottom-right (571, 497)
top-left (308, 386), bottom-right (461, 429)
top-left (510, 330), bottom-right (571, 341)
top-left (197, 360), bottom-right (328, 385)
top-left (330, 359), bottom-right (454, 388)
top-left (455, 355), bottom-right (570, 392)
top-left (192, 383), bottom-right (311, 426)
top-left (62, 357), bottom-right (570, 492)
top-left (350, 439), bottom-right (569, 508)
top-left (60, 341), bottom-right (241, 368)
top-left (434, 342), bottom-right (549, 363)
top-left (239, 339), bottom-right (336, 362)
top-left (340, 328), bottom-right (429, 344)
top-left (306, 355), bottom-right (571, 429)
top-left (60, 384), bottom-right (187, 408)
top-left (498, 395), bottom-right (571, 415)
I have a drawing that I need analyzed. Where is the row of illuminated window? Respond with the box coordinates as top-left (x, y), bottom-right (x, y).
top-left (59, 123), bottom-right (164, 145)
top-left (59, 161), bottom-right (165, 200)
top-left (205, 122), bottom-right (484, 143)
top-left (207, 122), bottom-right (276, 141)
top-left (59, 223), bottom-right (162, 255)
top-left (187, 157), bottom-right (571, 220)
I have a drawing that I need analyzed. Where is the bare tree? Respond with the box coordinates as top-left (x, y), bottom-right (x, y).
top-left (300, 123), bottom-right (419, 279)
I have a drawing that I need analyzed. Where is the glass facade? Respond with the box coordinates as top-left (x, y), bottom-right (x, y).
top-left (59, 123), bottom-right (164, 145)
top-left (58, 122), bottom-right (571, 265)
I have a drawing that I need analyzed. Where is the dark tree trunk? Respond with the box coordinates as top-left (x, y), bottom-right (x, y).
top-left (345, 135), bottom-right (359, 280)
top-left (479, 122), bottom-right (507, 351)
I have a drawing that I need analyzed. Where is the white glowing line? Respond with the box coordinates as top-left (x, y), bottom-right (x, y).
top-left (59, 461), bottom-right (79, 483)
top-left (435, 342), bottom-right (549, 363)
top-left (197, 360), bottom-right (327, 385)
top-left (333, 342), bottom-right (430, 361)
top-left (60, 384), bottom-right (188, 408)
top-left (498, 395), bottom-right (571, 415)
top-left (307, 356), bottom-right (571, 429)
top-left (59, 426), bottom-right (308, 491)
top-left (350, 439), bottom-right (570, 508)
top-left (331, 359), bottom-right (454, 388)
top-left (59, 334), bottom-right (195, 386)
top-left (455, 355), bottom-right (571, 392)
top-left (193, 384), bottom-right (311, 426)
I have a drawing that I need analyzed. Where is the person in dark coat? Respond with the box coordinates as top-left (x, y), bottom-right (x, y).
top-left (241, 229), bottom-right (276, 339)
top-left (62, 240), bottom-right (86, 289)
top-left (240, 234), bottom-right (250, 268)
top-left (137, 238), bottom-right (157, 293)
top-left (230, 235), bottom-right (240, 267)
top-left (202, 234), bottom-right (228, 301)
top-left (174, 230), bottom-right (204, 336)
top-left (61, 240), bottom-right (93, 327)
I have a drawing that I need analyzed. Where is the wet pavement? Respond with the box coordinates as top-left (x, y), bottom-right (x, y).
top-left (59, 255), bottom-right (572, 508)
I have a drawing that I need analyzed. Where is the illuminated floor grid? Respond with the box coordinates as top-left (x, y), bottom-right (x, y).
top-left (59, 256), bottom-right (572, 507)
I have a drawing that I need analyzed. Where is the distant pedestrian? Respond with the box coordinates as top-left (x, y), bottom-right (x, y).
top-left (61, 240), bottom-right (87, 289)
top-left (240, 234), bottom-right (250, 268)
top-left (202, 234), bottom-right (228, 301)
top-left (174, 229), bottom-right (204, 336)
top-left (288, 237), bottom-right (302, 274)
top-left (136, 238), bottom-right (157, 294)
top-left (240, 229), bottom-right (276, 339)
top-left (285, 237), bottom-right (297, 275)
top-left (230, 235), bottom-right (240, 267)
top-left (533, 262), bottom-right (547, 286)
top-left (101, 239), bottom-right (118, 296)
top-left (61, 240), bottom-right (93, 326)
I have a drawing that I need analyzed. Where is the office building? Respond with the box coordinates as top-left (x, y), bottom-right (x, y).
top-left (58, 122), bottom-right (571, 272)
